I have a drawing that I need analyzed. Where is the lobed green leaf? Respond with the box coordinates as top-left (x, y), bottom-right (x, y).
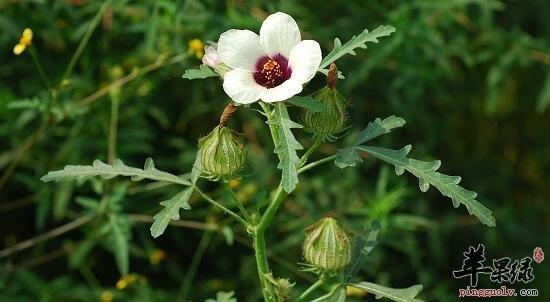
top-left (150, 188), bottom-right (193, 238)
top-left (107, 214), bottom-right (132, 275)
top-left (41, 158), bottom-right (191, 186)
top-left (182, 64), bottom-right (218, 80)
top-left (287, 96), bottom-right (324, 113)
top-left (150, 153), bottom-right (203, 238)
top-left (334, 147), bottom-right (363, 168)
top-left (206, 291), bottom-right (237, 302)
top-left (335, 115), bottom-right (405, 168)
top-left (349, 282), bottom-right (425, 302)
top-left (355, 115), bottom-right (406, 145)
top-left (267, 103), bottom-right (303, 193)
top-left (319, 25), bottom-right (396, 70)
top-left (356, 145), bottom-right (496, 227)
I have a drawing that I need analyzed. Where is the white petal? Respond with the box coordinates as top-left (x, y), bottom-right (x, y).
top-left (260, 79), bottom-right (303, 103)
top-left (260, 12), bottom-right (301, 58)
top-left (288, 40), bottom-right (322, 84)
top-left (223, 69), bottom-right (266, 104)
top-left (218, 29), bottom-right (264, 71)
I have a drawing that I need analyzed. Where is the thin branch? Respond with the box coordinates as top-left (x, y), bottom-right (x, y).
top-left (0, 214), bottom-right (95, 258)
top-left (178, 229), bottom-right (213, 300)
top-left (62, 0), bottom-right (111, 81)
top-left (297, 155), bottom-right (337, 174)
top-left (77, 53), bottom-right (188, 107)
top-left (225, 182), bottom-right (251, 222)
top-left (193, 186), bottom-right (248, 227)
top-left (0, 120), bottom-right (48, 189)
top-left (127, 213), bottom-right (219, 231)
top-left (0, 195), bottom-right (35, 213)
top-left (15, 247), bottom-right (67, 270)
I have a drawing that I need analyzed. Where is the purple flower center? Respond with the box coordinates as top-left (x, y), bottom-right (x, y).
top-left (253, 55), bottom-right (291, 88)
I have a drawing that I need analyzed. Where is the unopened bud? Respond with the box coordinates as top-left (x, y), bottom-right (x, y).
top-left (201, 45), bottom-right (230, 77)
top-left (202, 45), bottom-right (220, 67)
top-left (198, 125), bottom-right (246, 180)
top-left (303, 217), bottom-right (351, 272)
top-left (303, 86), bottom-right (347, 139)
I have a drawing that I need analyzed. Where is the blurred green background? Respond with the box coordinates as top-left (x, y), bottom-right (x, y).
top-left (0, 0), bottom-right (548, 301)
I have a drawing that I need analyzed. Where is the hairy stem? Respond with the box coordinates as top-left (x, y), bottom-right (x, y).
top-left (253, 102), bottom-right (287, 301)
top-left (253, 184), bottom-right (288, 301)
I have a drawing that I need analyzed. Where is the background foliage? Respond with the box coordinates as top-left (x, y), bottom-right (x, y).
top-left (0, 0), bottom-right (548, 301)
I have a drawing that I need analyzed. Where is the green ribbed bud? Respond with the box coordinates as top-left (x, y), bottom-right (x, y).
top-left (198, 125), bottom-right (246, 180)
top-left (303, 86), bottom-right (348, 139)
top-left (303, 217), bottom-right (352, 272)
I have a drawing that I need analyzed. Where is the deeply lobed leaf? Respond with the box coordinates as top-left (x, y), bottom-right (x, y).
top-left (150, 154), bottom-right (203, 238)
top-left (41, 158), bottom-right (190, 186)
top-left (355, 115), bottom-right (406, 145)
top-left (335, 115), bottom-right (405, 168)
top-left (349, 282), bottom-right (425, 302)
top-left (319, 25), bottom-right (396, 70)
top-left (150, 188), bottom-right (193, 238)
top-left (267, 103), bottom-right (303, 193)
top-left (356, 145), bottom-right (496, 227)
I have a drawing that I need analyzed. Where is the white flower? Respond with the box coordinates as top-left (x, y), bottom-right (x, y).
top-left (217, 12), bottom-right (322, 104)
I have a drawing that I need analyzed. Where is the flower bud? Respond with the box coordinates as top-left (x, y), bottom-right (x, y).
top-left (201, 45), bottom-right (230, 77)
top-left (198, 125), bottom-right (246, 180)
top-left (202, 45), bottom-right (220, 67)
top-left (303, 86), bottom-right (347, 138)
top-left (303, 217), bottom-right (352, 272)
top-left (303, 63), bottom-right (347, 139)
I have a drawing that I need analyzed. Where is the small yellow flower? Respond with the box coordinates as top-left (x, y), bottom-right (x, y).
top-left (149, 249), bottom-right (166, 265)
top-left (116, 274), bottom-right (138, 290)
top-left (100, 290), bottom-right (113, 302)
top-left (188, 38), bottom-right (204, 59)
top-left (13, 28), bottom-right (33, 55)
top-left (229, 179), bottom-right (240, 189)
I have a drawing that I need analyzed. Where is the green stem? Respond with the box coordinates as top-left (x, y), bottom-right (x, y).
top-left (225, 182), bottom-right (251, 222)
top-left (259, 102), bottom-right (280, 147)
top-left (296, 279), bottom-right (324, 302)
top-left (178, 228), bottom-right (213, 300)
top-left (253, 183), bottom-right (288, 302)
top-left (28, 46), bottom-right (52, 91)
top-left (299, 136), bottom-right (322, 167)
top-left (297, 155), bottom-right (337, 174)
top-left (108, 94), bottom-right (119, 164)
top-left (193, 186), bottom-right (248, 227)
top-left (62, 0), bottom-right (111, 81)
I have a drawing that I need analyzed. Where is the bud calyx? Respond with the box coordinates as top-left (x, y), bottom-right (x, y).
top-left (303, 217), bottom-right (352, 273)
top-left (198, 125), bottom-right (246, 180)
